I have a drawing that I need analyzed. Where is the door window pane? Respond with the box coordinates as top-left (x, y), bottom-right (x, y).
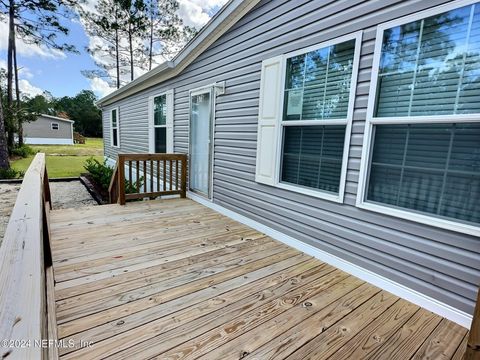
top-left (283, 39), bottom-right (356, 121)
top-left (375, 3), bottom-right (480, 117)
top-left (367, 123), bottom-right (480, 224)
top-left (281, 125), bottom-right (346, 193)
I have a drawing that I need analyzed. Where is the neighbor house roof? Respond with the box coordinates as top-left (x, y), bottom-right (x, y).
top-left (40, 114), bottom-right (75, 124)
top-left (97, 0), bottom-right (261, 107)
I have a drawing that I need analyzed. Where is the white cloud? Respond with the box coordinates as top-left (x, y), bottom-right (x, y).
top-left (18, 79), bottom-right (44, 97)
top-left (81, 0), bottom-right (227, 96)
top-left (178, 0), bottom-right (228, 28)
top-left (0, 59), bottom-right (44, 97)
top-left (19, 66), bottom-right (34, 79)
top-left (89, 77), bottom-right (115, 98)
top-left (0, 22), bottom-right (66, 59)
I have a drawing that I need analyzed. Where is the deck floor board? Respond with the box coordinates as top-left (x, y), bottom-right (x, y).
top-left (49, 198), bottom-right (468, 359)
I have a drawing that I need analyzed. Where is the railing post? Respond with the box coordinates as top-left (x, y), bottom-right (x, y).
top-left (118, 155), bottom-right (126, 205)
top-left (181, 154), bottom-right (187, 198)
top-left (465, 285), bottom-right (480, 360)
top-left (43, 167), bottom-right (52, 210)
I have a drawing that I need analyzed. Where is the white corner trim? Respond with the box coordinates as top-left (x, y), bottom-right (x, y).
top-left (187, 191), bottom-right (473, 329)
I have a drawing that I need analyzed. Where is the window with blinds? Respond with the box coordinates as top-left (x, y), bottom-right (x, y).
top-left (367, 123), bottom-right (480, 224)
top-left (281, 125), bottom-right (345, 193)
top-left (280, 38), bottom-right (357, 194)
top-left (111, 108), bottom-right (119, 147)
top-left (153, 94), bottom-right (167, 153)
top-left (363, 1), bottom-right (480, 230)
top-left (283, 39), bottom-right (355, 121)
top-left (375, 3), bottom-right (480, 117)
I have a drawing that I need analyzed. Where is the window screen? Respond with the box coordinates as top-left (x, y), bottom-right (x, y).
top-left (283, 39), bottom-right (356, 121)
top-left (367, 123), bottom-right (480, 224)
top-left (375, 3), bottom-right (480, 117)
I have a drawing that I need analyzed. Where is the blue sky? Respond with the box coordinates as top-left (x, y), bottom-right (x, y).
top-left (0, 19), bottom-right (98, 98)
top-left (0, 0), bottom-right (227, 99)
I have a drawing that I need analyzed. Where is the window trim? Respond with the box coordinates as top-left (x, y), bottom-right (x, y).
top-left (51, 122), bottom-right (59, 130)
top-left (110, 107), bottom-right (120, 148)
top-left (148, 91), bottom-right (172, 153)
top-left (273, 31), bottom-right (363, 203)
top-left (357, 0), bottom-right (480, 236)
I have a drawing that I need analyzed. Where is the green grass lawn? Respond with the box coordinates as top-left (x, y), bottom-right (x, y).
top-left (11, 138), bottom-right (104, 178)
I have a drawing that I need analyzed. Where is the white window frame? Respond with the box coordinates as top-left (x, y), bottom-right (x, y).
top-left (357, 0), bottom-right (480, 236)
top-left (51, 122), bottom-right (59, 130)
top-left (110, 107), bottom-right (120, 148)
top-left (272, 31), bottom-right (363, 203)
top-left (148, 90), bottom-right (173, 153)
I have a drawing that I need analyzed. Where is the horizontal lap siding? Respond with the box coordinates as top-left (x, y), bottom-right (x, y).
top-left (102, 0), bottom-right (480, 314)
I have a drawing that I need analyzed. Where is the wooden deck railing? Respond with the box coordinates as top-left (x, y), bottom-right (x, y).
top-left (0, 153), bottom-right (57, 359)
top-left (108, 153), bottom-right (187, 205)
top-left (466, 287), bottom-right (480, 360)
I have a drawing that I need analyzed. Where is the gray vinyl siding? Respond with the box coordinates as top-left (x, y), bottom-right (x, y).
top-left (23, 116), bottom-right (72, 139)
top-left (102, 0), bottom-right (480, 315)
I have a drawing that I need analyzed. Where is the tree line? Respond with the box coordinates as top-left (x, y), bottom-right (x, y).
top-left (25, 90), bottom-right (103, 137)
top-left (0, 0), bottom-right (195, 172)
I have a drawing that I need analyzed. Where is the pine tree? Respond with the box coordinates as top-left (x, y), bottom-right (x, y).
top-left (0, 0), bottom-right (78, 155)
top-left (81, 0), bottom-right (196, 89)
top-left (0, 85), bottom-right (9, 170)
top-left (81, 0), bottom-right (128, 89)
top-left (143, 0), bottom-right (196, 71)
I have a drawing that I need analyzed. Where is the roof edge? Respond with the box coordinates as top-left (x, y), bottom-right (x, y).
top-left (40, 114), bottom-right (75, 123)
top-left (97, 0), bottom-right (260, 107)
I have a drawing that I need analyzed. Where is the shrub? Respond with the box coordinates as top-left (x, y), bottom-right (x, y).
top-left (11, 144), bottom-right (35, 158)
top-left (0, 167), bottom-right (24, 179)
top-left (83, 157), bottom-right (142, 193)
top-left (84, 157), bottom-right (114, 191)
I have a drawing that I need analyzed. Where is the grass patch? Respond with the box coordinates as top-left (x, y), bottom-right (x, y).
top-left (12, 155), bottom-right (103, 178)
top-left (10, 137), bottom-right (104, 178)
top-left (28, 137), bottom-right (103, 156)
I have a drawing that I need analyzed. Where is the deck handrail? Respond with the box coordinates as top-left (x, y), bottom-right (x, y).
top-left (109, 153), bottom-right (187, 205)
top-left (0, 153), bottom-right (56, 359)
top-left (108, 161), bottom-right (119, 204)
top-left (466, 286), bottom-right (480, 359)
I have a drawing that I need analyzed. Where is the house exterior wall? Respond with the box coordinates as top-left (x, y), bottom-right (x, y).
top-left (102, 0), bottom-right (480, 315)
top-left (23, 116), bottom-right (73, 144)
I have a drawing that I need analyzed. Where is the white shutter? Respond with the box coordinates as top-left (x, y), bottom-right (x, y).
top-left (255, 55), bottom-right (284, 185)
top-left (148, 96), bottom-right (154, 153)
top-left (166, 89), bottom-right (174, 153)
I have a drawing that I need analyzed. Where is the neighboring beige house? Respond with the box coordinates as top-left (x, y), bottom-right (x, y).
top-left (23, 114), bottom-right (74, 145)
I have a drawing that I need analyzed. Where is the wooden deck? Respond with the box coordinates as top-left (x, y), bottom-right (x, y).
top-left (49, 198), bottom-right (469, 360)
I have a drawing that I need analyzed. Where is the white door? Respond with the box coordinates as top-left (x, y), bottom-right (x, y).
top-left (189, 89), bottom-right (213, 197)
